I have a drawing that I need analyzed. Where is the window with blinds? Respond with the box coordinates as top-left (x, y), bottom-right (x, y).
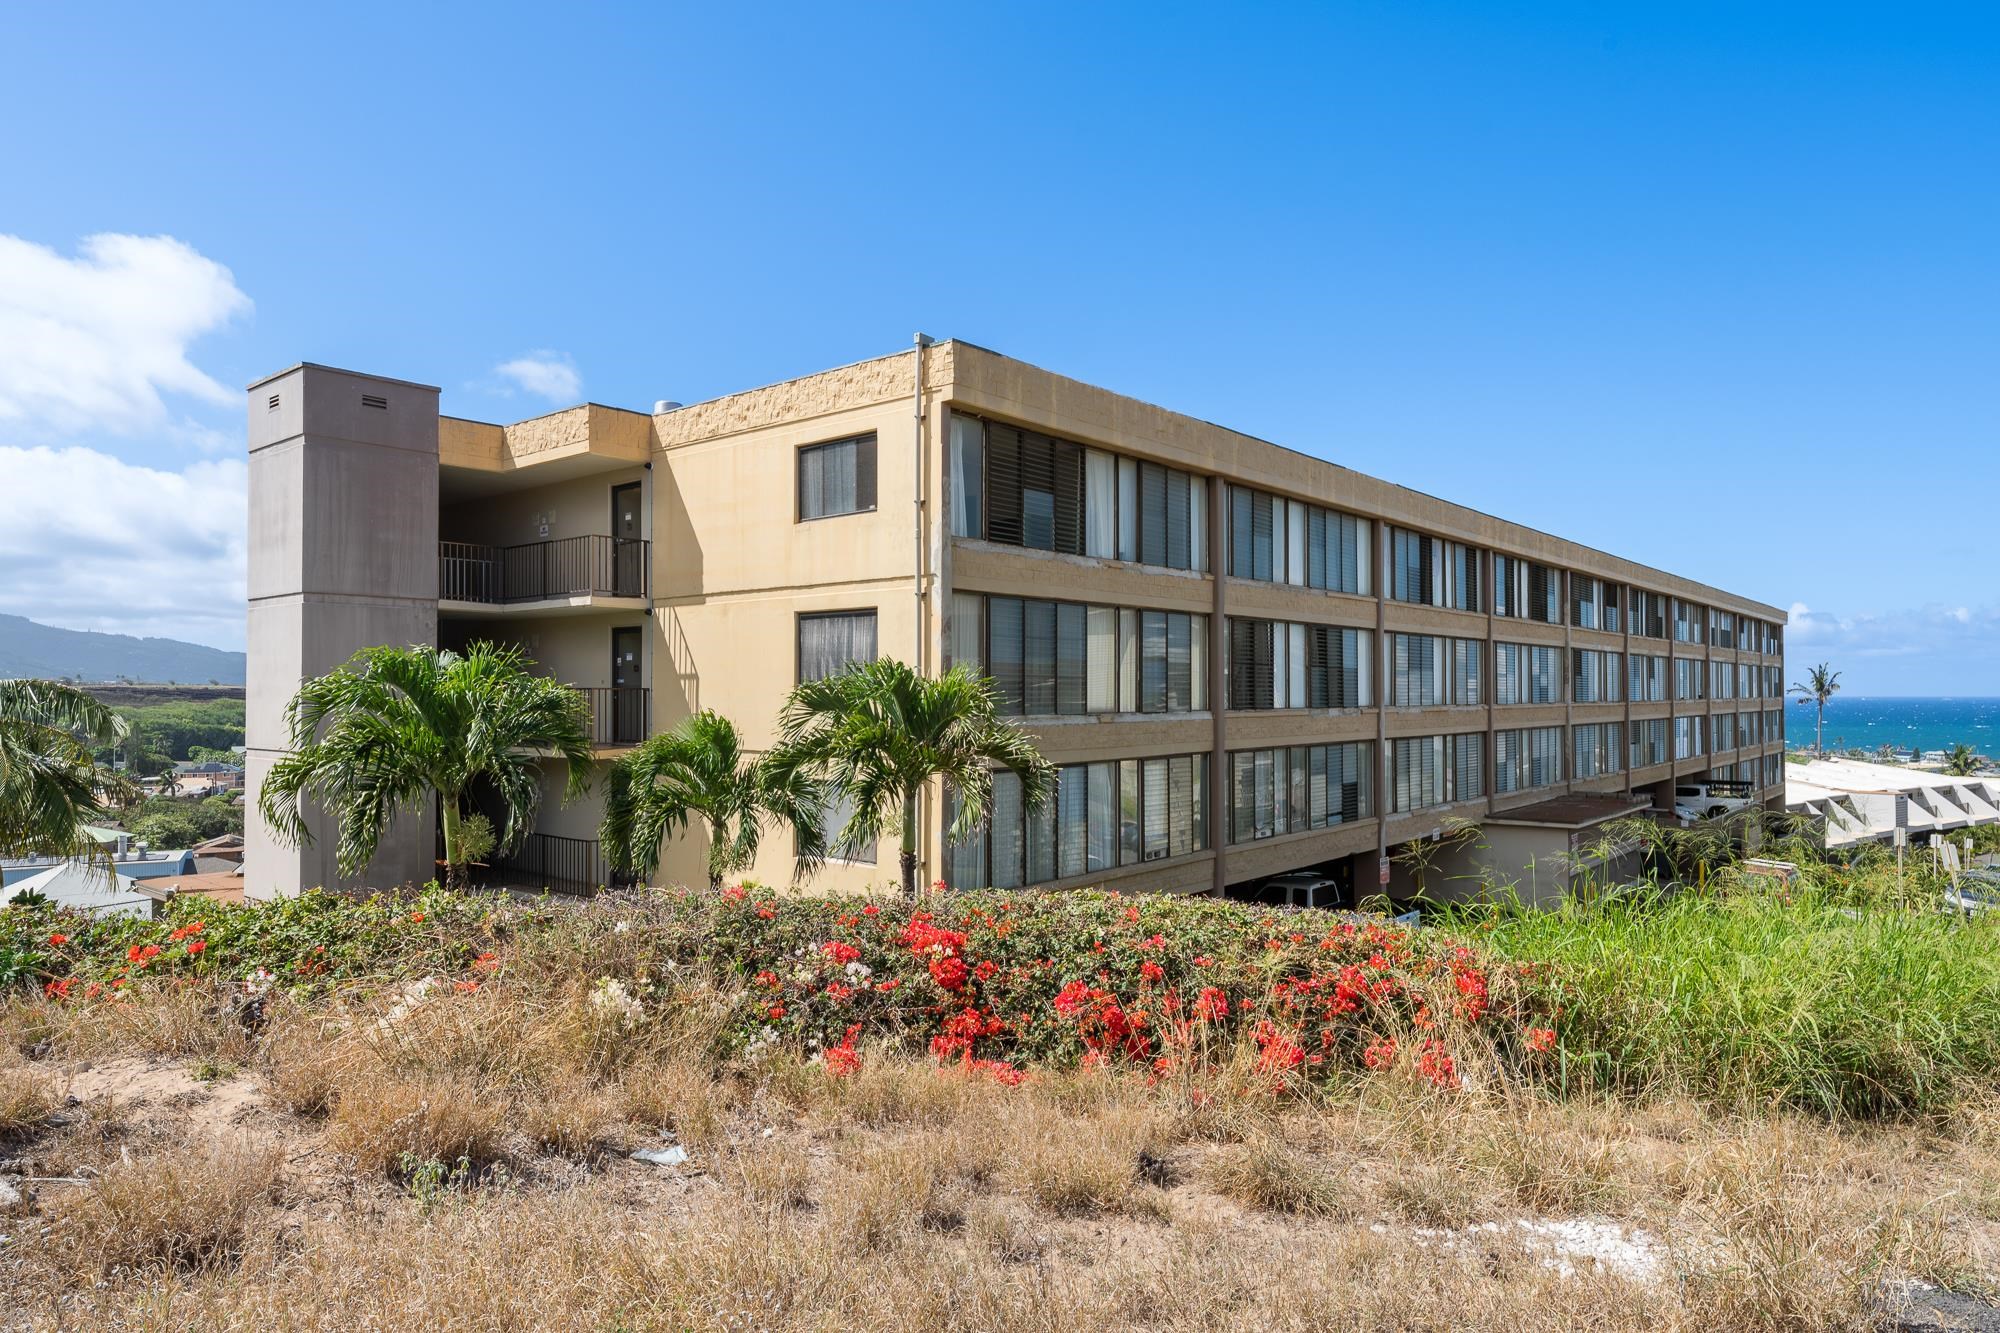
top-left (1572, 723), bottom-right (1624, 779)
top-left (1228, 742), bottom-right (1372, 842)
top-left (1627, 718), bottom-right (1668, 768)
top-left (1228, 619), bottom-right (1370, 710)
top-left (1626, 654), bottom-right (1667, 702)
top-left (1672, 657), bottom-right (1705, 701)
top-left (1388, 733), bottom-right (1485, 812)
top-left (1227, 486), bottom-right (1371, 595)
top-left (1672, 599), bottom-right (1705, 644)
top-left (950, 415), bottom-right (1208, 572)
top-left (1673, 715), bottom-right (1706, 760)
top-left (950, 759), bottom-right (1176, 889)
top-left (1630, 589), bottom-right (1668, 639)
top-left (1495, 726), bottom-right (1564, 793)
top-left (797, 434), bottom-right (878, 521)
top-left (1386, 530), bottom-right (1481, 609)
top-left (982, 596), bottom-right (1204, 717)
top-left (1713, 713), bottom-right (1737, 752)
top-left (1569, 649), bottom-right (1624, 704)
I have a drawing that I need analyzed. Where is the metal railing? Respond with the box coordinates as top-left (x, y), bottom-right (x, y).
top-left (439, 535), bottom-right (649, 604)
top-left (579, 686), bottom-right (650, 746)
top-left (446, 831), bottom-right (628, 897)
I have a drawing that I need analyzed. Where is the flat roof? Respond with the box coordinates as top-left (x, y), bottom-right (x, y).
top-left (1485, 794), bottom-right (1651, 829)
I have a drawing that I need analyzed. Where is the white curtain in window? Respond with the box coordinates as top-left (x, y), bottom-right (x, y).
top-left (1288, 622), bottom-right (1307, 708)
top-left (1190, 615), bottom-right (1207, 710)
top-left (1189, 477), bottom-right (1207, 573)
top-left (948, 416), bottom-right (982, 538)
top-left (1286, 500), bottom-right (1308, 587)
top-left (799, 611), bottom-right (877, 682)
top-left (1085, 450), bottom-right (1117, 558)
top-left (1117, 457), bottom-right (1139, 562)
top-left (1086, 606), bottom-right (1118, 712)
top-left (1117, 608), bottom-right (1137, 712)
top-left (949, 594), bottom-right (982, 676)
top-left (1086, 763), bottom-right (1115, 872)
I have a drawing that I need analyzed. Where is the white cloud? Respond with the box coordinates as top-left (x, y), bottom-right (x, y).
top-left (0, 446), bottom-right (246, 649)
top-left (493, 350), bottom-right (582, 403)
top-left (0, 233), bottom-right (251, 437)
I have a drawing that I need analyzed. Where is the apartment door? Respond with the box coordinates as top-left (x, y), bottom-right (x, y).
top-left (611, 482), bottom-right (644, 597)
top-left (611, 626), bottom-right (645, 745)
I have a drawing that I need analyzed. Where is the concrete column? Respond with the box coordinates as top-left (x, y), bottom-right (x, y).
top-left (1208, 476), bottom-right (1228, 895)
top-left (244, 364), bottom-right (441, 899)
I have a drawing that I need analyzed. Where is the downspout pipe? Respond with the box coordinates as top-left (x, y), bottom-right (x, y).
top-left (913, 332), bottom-right (934, 890)
top-left (913, 332), bottom-right (933, 671)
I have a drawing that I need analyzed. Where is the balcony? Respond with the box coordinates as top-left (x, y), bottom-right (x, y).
top-left (580, 686), bottom-right (650, 748)
top-left (448, 832), bottom-right (634, 897)
top-left (439, 536), bottom-right (649, 613)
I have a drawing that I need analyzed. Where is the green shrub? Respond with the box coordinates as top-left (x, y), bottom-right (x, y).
top-left (1462, 885), bottom-right (2000, 1117)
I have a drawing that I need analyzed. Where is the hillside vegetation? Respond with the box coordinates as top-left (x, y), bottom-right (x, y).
top-left (1, 852), bottom-right (1997, 1329)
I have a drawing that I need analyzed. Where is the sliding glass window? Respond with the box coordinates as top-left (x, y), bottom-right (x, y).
top-left (974, 594), bottom-right (1205, 717)
top-left (1228, 742), bottom-right (1373, 842)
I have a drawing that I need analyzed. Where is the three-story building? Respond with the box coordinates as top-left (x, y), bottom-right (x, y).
top-left (243, 341), bottom-right (1785, 902)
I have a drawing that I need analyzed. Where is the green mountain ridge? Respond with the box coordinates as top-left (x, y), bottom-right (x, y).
top-left (0, 614), bottom-right (245, 684)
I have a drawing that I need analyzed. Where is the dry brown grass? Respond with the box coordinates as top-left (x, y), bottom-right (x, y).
top-left (0, 1057), bottom-right (59, 1138)
top-left (33, 1134), bottom-right (282, 1279)
top-left (3, 972), bottom-right (1998, 1331)
top-left (1206, 1132), bottom-right (1351, 1218)
top-left (324, 1067), bottom-right (511, 1179)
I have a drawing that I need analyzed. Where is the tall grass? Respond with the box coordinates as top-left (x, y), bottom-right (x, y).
top-left (1465, 884), bottom-right (2000, 1117)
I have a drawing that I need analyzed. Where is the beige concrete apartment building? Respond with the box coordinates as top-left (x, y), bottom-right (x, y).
top-left (243, 341), bottom-right (1787, 904)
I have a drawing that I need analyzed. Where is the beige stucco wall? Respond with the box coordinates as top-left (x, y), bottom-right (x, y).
top-left (441, 466), bottom-right (646, 549)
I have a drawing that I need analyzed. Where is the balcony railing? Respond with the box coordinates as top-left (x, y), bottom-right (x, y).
top-left (580, 686), bottom-right (650, 747)
top-left (440, 535), bottom-right (649, 604)
top-left (447, 831), bottom-right (631, 897)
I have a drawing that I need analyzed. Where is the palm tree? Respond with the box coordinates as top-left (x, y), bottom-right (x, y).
top-left (599, 710), bottom-right (825, 889)
top-left (771, 659), bottom-right (1057, 899)
top-left (1944, 743), bottom-right (1979, 777)
top-left (0, 679), bottom-right (130, 869)
top-left (259, 643), bottom-right (593, 889)
top-left (1789, 663), bottom-right (1842, 757)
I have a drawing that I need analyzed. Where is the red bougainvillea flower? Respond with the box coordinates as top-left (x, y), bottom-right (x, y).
top-left (1191, 987), bottom-right (1230, 1021)
top-left (48, 933), bottom-right (68, 946)
top-left (768, 1005), bottom-right (787, 1019)
top-left (822, 940), bottom-right (862, 967)
top-left (473, 952), bottom-right (500, 971)
top-left (824, 981), bottom-right (855, 1002)
top-left (410, 912), bottom-right (424, 923)
top-left (1363, 1036), bottom-right (1398, 1069)
top-left (1417, 1038), bottom-right (1458, 1089)
top-left (186, 940), bottom-right (207, 956)
top-left (754, 970), bottom-right (779, 988)
top-left (1139, 959), bottom-right (1166, 984)
top-left (929, 955), bottom-right (969, 992)
top-left (1524, 1025), bottom-right (1557, 1054)
top-left (44, 977), bottom-right (75, 1000)
top-left (824, 1024), bottom-right (864, 1078)
top-left (721, 885), bottom-right (748, 901)
top-left (454, 980), bottom-right (480, 993)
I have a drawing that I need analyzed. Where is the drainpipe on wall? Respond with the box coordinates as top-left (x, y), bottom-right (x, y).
top-left (912, 332), bottom-right (933, 889)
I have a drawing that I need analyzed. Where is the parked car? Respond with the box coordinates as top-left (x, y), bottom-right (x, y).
top-left (1263, 871), bottom-right (1346, 910)
top-left (1674, 780), bottom-right (1755, 822)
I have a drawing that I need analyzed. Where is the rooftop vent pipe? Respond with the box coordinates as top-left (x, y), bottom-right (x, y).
top-left (653, 400), bottom-right (683, 414)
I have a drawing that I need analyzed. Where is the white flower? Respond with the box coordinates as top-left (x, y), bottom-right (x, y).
top-left (613, 920), bottom-right (631, 934)
top-left (589, 976), bottom-right (644, 1027)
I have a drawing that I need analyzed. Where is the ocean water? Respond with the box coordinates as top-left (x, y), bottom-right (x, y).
top-left (1784, 696), bottom-right (2000, 759)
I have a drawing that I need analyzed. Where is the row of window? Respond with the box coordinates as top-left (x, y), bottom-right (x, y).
top-left (945, 754), bottom-right (1211, 889)
top-left (948, 416), bottom-right (1209, 572)
top-left (810, 421), bottom-right (1783, 658)
top-left (948, 594), bottom-right (1208, 717)
top-left (1229, 743), bottom-right (1374, 843)
top-left (1227, 620), bottom-right (1372, 710)
top-left (1229, 488), bottom-right (1371, 594)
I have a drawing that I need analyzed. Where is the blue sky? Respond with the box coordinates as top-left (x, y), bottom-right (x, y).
top-left (2, 2), bottom-right (1995, 693)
